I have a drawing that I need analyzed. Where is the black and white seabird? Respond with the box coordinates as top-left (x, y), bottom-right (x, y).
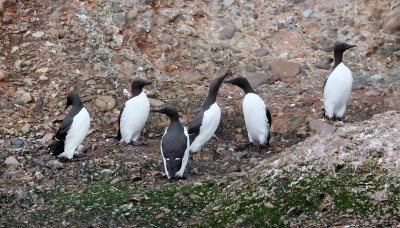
top-left (152, 106), bottom-right (190, 179)
top-left (49, 93), bottom-right (90, 160)
top-left (117, 79), bottom-right (152, 144)
top-left (224, 76), bottom-right (272, 146)
top-left (188, 73), bottom-right (227, 152)
top-left (323, 42), bottom-right (356, 120)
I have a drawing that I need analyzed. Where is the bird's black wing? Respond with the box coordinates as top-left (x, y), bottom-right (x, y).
top-left (266, 107), bottom-right (272, 128)
top-left (188, 110), bottom-right (204, 137)
top-left (55, 117), bottom-right (73, 141)
top-left (116, 104), bottom-right (125, 140)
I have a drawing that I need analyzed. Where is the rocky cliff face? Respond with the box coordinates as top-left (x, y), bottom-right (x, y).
top-left (0, 0), bottom-right (399, 226)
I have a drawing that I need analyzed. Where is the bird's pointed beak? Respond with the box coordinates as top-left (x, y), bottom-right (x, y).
top-left (347, 44), bottom-right (357, 49)
top-left (145, 81), bottom-right (152, 85)
top-left (151, 108), bottom-right (162, 113)
top-left (224, 79), bottom-right (234, 84)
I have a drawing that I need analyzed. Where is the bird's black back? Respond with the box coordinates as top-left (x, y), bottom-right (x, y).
top-left (162, 122), bottom-right (188, 175)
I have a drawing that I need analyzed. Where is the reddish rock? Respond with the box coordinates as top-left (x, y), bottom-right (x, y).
top-left (382, 8), bottom-right (400, 34)
top-left (112, 54), bottom-right (123, 64)
top-left (267, 59), bottom-right (301, 79)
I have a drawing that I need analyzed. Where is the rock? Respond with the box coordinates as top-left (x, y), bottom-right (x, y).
top-left (126, 9), bottom-right (138, 24)
top-left (254, 48), bottom-right (269, 57)
top-left (149, 98), bottom-right (165, 107)
top-left (101, 169), bottom-right (114, 178)
top-left (244, 72), bottom-right (277, 88)
top-left (112, 54), bottom-right (123, 64)
top-left (10, 138), bottom-right (25, 148)
top-left (113, 12), bottom-right (126, 26)
top-left (5, 156), bottom-right (19, 167)
top-left (16, 190), bottom-right (28, 201)
top-left (95, 96), bottom-right (116, 112)
top-left (2, 0), bottom-right (16, 8)
top-left (41, 133), bottom-right (54, 142)
top-left (312, 38), bottom-right (334, 52)
top-left (20, 123), bottom-right (31, 133)
top-left (314, 56), bottom-right (333, 70)
top-left (309, 119), bottom-right (336, 135)
top-left (232, 152), bottom-right (248, 159)
top-left (16, 92), bottom-right (33, 105)
top-left (35, 171), bottom-right (45, 181)
top-left (111, 2), bottom-right (123, 13)
top-left (8, 170), bottom-right (26, 180)
top-left (268, 60), bottom-right (301, 79)
top-left (120, 60), bottom-right (135, 76)
top-left (218, 20), bottom-right (236, 40)
top-left (45, 160), bottom-right (64, 170)
top-left (32, 31), bottom-right (45, 38)
top-left (174, 71), bottom-right (205, 83)
top-left (160, 8), bottom-right (181, 22)
top-left (302, 9), bottom-right (313, 19)
top-left (223, 0), bottom-right (235, 9)
top-left (0, 70), bottom-right (6, 81)
top-left (382, 8), bottom-right (400, 34)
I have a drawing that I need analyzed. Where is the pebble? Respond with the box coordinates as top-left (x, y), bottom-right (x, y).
top-left (95, 96), bottom-right (116, 112)
top-left (219, 20), bottom-right (236, 40)
top-left (16, 92), bottom-right (33, 105)
top-left (10, 138), bottom-right (25, 148)
top-left (32, 31), bottom-right (45, 38)
top-left (113, 12), bottom-right (126, 26)
top-left (314, 56), bottom-right (333, 70)
top-left (20, 123), bottom-right (31, 133)
top-left (46, 160), bottom-right (64, 170)
top-left (5, 156), bottom-right (20, 167)
top-left (254, 48), bottom-right (269, 57)
top-left (101, 169), bottom-right (114, 178)
top-left (382, 8), bottom-right (400, 34)
top-left (302, 9), bottom-right (313, 19)
top-left (223, 0), bottom-right (235, 9)
top-left (149, 98), bottom-right (165, 107)
top-left (126, 9), bottom-right (138, 24)
top-left (35, 171), bottom-right (45, 181)
top-left (0, 70), bottom-right (6, 81)
top-left (160, 8), bottom-right (181, 22)
top-left (244, 71), bottom-right (278, 88)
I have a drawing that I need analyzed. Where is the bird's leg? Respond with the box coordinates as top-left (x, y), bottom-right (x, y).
top-left (71, 154), bottom-right (90, 161)
top-left (130, 141), bottom-right (146, 147)
top-left (212, 134), bottom-right (220, 141)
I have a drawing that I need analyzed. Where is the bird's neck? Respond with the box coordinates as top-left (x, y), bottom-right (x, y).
top-left (131, 89), bottom-right (143, 97)
top-left (241, 84), bottom-right (256, 94)
top-left (333, 51), bottom-right (344, 68)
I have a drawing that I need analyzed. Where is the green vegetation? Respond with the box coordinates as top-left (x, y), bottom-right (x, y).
top-left (5, 165), bottom-right (397, 227)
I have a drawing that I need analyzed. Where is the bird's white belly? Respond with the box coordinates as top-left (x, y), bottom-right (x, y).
top-left (323, 63), bottom-right (353, 119)
top-left (120, 92), bottom-right (150, 143)
top-left (243, 94), bottom-right (269, 144)
top-left (61, 108), bottom-right (90, 159)
top-left (190, 103), bottom-right (221, 152)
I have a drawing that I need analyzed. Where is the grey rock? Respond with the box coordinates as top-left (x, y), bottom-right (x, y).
top-left (309, 119), bottom-right (336, 135)
top-left (210, 0), bottom-right (222, 15)
top-left (113, 12), bottom-right (126, 26)
top-left (223, 0), bottom-right (235, 9)
top-left (244, 71), bottom-right (277, 88)
top-left (312, 38), bottom-right (334, 52)
top-left (45, 160), bottom-right (64, 170)
top-left (112, 2), bottom-right (124, 13)
top-left (219, 20), bottom-right (236, 40)
top-left (314, 56), bottom-right (333, 70)
top-left (95, 96), bottom-right (116, 112)
top-left (32, 31), bottom-right (44, 38)
top-left (302, 9), bottom-right (313, 19)
top-left (160, 8), bottom-right (181, 22)
top-left (101, 169), bottom-right (114, 178)
top-left (5, 156), bottom-right (19, 167)
top-left (20, 123), bottom-right (31, 133)
top-left (174, 71), bottom-right (205, 83)
top-left (232, 151), bottom-right (248, 159)
top-left (176, 23), bottom-right (195, 36)
top-left (16, 190), bottom-right (28, 201)
top-left (10, 138), bottom-right (25, 148)
top-left (126, 9), bottom-right (138, 24)
top-left (16, 92), bottom-right (32, 105)
top-left (35, 171), bottom-right (45, 181)
top-left (254, 48), bottom-right (269, 57)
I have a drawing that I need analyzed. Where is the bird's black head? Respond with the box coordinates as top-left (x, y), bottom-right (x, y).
top-left (224, 76), bottom-right (255, 94)
top-left (65, 92), bottom-right (82, 109)
top-left (334, 42), bottom-right (356, 53)
top-left (151, 106), bottom-right (180, 121)
top-left (131, 79), bottom-right (152, 95)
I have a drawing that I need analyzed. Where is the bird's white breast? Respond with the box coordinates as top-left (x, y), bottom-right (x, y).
top-left (120, 91), bottom-right (150, 143)
top-left (243, 93), bottom-right (269, 144)
top-left (62, 108), bottom-right (90, 159)
top-left (323, 63), bottom-right (353, 118)
top-left (189, 103), bottom-right (221, 152)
